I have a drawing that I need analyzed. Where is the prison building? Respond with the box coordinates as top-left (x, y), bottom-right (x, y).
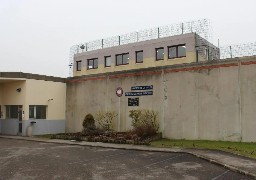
top-left (0, 72), bottom-right (66, 136)
top-left (73, 33), bottom-right (220, 77)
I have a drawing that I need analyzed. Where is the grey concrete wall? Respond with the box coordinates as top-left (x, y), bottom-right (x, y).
top-left (164, 65), bottom-right (241, 141)
top-left (0, 119), bottom-right (65, 136)
top-left (22, 120), bottom-right (65, 136)
top-left (0, 119), bottom-right (19, 135)
top-left (66, 56), bottom-right (256, 142)
top-left (0, 120), bottom-right (2, 134)
top-left (66, 71), bottom-right (164, 133)
top-left (240, 63), bottom-right (256, 142)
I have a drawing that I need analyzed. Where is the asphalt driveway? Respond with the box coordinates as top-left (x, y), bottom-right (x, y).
top-left (0, 138), bottom-right (252, 180)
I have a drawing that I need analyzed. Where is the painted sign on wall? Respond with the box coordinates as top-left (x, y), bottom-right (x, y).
top-left (116, 87), bottom-right (123, 97)
top-left (125, 91), bottom-right (153, 96)
top-left (131, 85), bottom-right (153, 90)
top-left (125, 85), bottom-right (153, 96)
top-left (128, 98), bottom-right (139, 106)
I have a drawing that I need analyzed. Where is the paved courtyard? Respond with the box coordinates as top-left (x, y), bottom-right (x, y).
top-left (0, 138), bottom-right (252, 180)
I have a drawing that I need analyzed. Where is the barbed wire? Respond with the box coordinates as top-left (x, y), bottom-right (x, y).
top-left (220, 42), bottom-right (256, 59)
top-left (69, 41), bottom-right (256, 76)
top-left (69, 19), bottom-right (212, 76)
top-left (69, 21), bottom-right (256, 75)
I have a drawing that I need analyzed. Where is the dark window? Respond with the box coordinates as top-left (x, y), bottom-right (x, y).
top-left (178, 45), bottom-right (186, 57)
top-left (156, 48), bottom-right (164, 60)
top-left (105, 56), bottom-right (111, 67)
top-left (6, 105), bottom-right (18, 119)
top-left (76, 61), bottom-right (82, 71)
top-left (87, 58), bottom-right (98, 69)
top-left (136, 51), bottom-right (143, 63)
top-left (29, 105), bottom-right (46, 119)
top-left (168, 44), bottom-right (186, 59)
top-left (205, 48), bottom-right (210, 60)
top-left (29, 106), bottom-right (34, 118)
top-left (116, 53), bottom-right (129, 66)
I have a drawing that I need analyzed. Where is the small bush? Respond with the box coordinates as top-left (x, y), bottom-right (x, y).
top-left (95, 111), bottom-right (117, 131)
top-left (133, 124), bottom-right (157, 137)
top-left (83, 113), bottom-right (95, 130)
top-left (129, 109), bottom-right (159, 138)
top-left (129, 110), bottom-right (143, 127)
top-left (82, 113), bottom-right (97, 135)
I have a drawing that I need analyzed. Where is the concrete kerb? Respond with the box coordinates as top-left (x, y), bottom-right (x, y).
top-left (0, 135), bottom-right (255, 179)
top-left (183, 151), bottom-right (256, 179)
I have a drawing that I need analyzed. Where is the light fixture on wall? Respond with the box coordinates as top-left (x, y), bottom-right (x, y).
top-left (48, 98), bottom-right (53, 101)
top-left (16, 88), bottom-right (21, 93)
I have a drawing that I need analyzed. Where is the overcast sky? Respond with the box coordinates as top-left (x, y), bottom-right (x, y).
top-left (0, 0), bottom-right (255, 77)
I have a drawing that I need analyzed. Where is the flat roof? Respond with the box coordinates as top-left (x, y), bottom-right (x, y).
top-left (0, 72), bottom-right (66, 83)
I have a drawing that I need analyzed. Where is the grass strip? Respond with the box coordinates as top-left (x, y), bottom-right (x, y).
top-left (150, 139), bottom-right (256, 159)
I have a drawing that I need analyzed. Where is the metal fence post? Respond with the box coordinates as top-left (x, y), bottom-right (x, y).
top-left (230, 46), bottom-right (232, 58)
top-left (76, 45), bottom-right (79, 53)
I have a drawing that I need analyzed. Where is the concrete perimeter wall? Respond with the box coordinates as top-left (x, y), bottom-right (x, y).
top-left (66, 56), bottom-right (256, 142)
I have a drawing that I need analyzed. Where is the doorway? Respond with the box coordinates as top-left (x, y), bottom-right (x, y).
top-left (18, 105), bottom-right (23, 135)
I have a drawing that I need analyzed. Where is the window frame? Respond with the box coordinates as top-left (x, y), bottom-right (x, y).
top-left (76, 60), bottom-right (82, 71)
top-left (104, 56), bottom-right (111, 67)
top-left (29, 105), bottom-right (47, 119)
top-left (135, 50), bottom-right (143, 63)
top-left (87, 58), bottom-right (98, 70)
top-left (168, 44), bottom-right (186, 59)
top-left (155, 47), bottom-right (164, 61)
top-left (115, 53), bottom-right (129, 66)
top-left (5, 105), bottom-right (19, 119)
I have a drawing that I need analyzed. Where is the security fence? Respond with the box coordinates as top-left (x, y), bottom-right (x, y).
top-left (220, 42), bottom-right (256, 59)
top-left (68, 18), bottom-right (256, 76)
top-left (69, 19), bottom-right (212, 76)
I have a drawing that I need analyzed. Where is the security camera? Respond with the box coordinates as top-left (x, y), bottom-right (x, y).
top-left (16, 88), bottom-right (21, 92)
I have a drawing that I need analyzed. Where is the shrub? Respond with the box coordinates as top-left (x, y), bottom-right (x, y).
top-left (95, 110), bottom-right (117, 131)
top-left (129, 110), bottom-right (143, 128)
top-left (82, 113), bottom-right (95, 130)
top-left (82, 113), bottom-right (97, 135)
top-left (129, 109), bottom-right (159, 138)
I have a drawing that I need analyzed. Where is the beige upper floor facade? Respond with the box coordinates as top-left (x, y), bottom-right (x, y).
top-left (73, 33), bottom-right (219, 76)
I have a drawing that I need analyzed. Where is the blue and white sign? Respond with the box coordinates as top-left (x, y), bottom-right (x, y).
top-left (125, 91), bottom-right (153, 96)
top-left (131, 85), bottom-right (153, 91)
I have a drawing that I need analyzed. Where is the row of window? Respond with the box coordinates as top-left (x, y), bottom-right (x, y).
top-left (5, 105), bottom-right (46, 119)
top-left (76, 44), bottom-right (186, 71)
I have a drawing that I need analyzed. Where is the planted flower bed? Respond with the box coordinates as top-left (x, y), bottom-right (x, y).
top-left (50, 132), bottom-right (162, 145)
top-left (52, 110), bottom-right (161, 145)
